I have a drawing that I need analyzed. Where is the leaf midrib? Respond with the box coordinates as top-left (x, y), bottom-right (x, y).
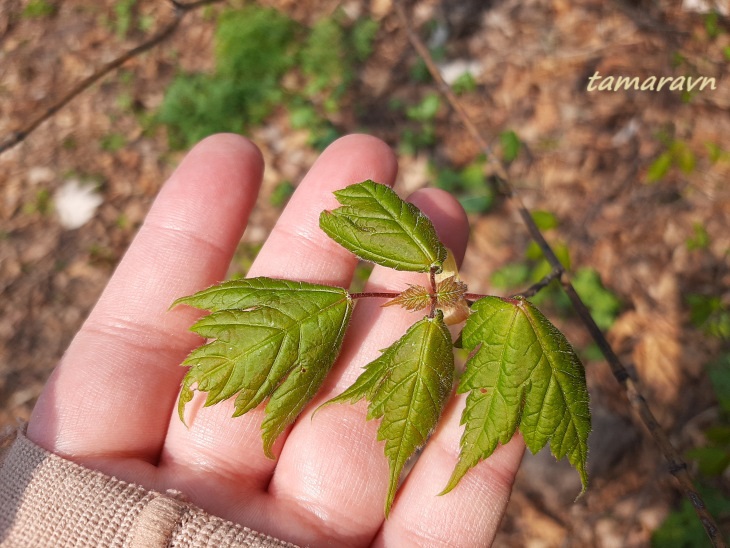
top-left (390, 320), bottom-right (440, 472)
top-left (326, 213), bottom-right (432, 270)
top-left (521, 306), bottom-right (587, 464)
top-left (194, 296), bottom-right (349, 400)
top-left (364, 184), bottom-right (437, 267)
top-left (469, 305), bottom-right (520, 453)
top-left (192, 284), bottom-right (347, 310)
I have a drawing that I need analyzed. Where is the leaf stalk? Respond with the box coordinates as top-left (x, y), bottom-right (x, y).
top-left (350, 291), bottom-right (400, 300)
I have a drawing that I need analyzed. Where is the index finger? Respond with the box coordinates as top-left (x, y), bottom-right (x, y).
top-left (28, 134), bottom-right (264, 465)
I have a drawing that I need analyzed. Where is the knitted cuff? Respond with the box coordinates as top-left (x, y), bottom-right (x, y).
top-left (0, 428), bottom-right (296, 548)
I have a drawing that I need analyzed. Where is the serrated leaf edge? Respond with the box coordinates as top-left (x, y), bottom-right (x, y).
top-left (175, 280), bottom-right (353, 457)
top-left (319, 180), bottom-right (447, 272)
top-left (442, 297), bottom-right (590, 495)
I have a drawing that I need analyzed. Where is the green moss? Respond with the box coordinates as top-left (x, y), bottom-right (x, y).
top-left (22, 0), bottom-right (56, 18)
top-left (100, 133), bottom-right (126, 152)
top-left (158, 7), bottom-right (378, 151)
top-left (113, 0), bottom-right (136, 38)
top-left (158, 6), bottom-right (297, 150)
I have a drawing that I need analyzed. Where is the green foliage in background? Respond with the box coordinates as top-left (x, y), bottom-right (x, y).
top-left (301, 17), bottom-right (376, 106)
top-left (499, 130), bottom-right (522, 165)
top-left (686, 222), bottom-right (710, 251)
top-left (159, 6), bottom-right (296, 149)
top-left (519, 214), bottom-right (623, 328)
top-left (687, 294), bottom-right (730, 341)
top-left (704, 11), bottom-right (721, 40)
top-left (269, 181), bottom-right (296, 208)
top-left (646, 140), bottom-right (696, 183)
top-left (113, 0), bottom-right (137, 38)
top-left (647, 135), bottom-right (729, 184)
top-left (452, 72), bottom-right (477, 95)
top-left (230, 242), bottom-right (263, 279)
top-left (23, 188), bottom-right (52, 216)
top-left (490, 262), bottom-right (531, 292)
top-left (708, 355), bottom-right (730, 414)
top-left (652, 485), bottom-right (729, 547)
top-left (428, 132), bottom-right (520, 215)
top-left (399, 93), bottom-right (442, 154)
top-left (525, 210), bottom-right (572, 286)
top-left (706, 141), bottom-right (730, 164)
top-left (100, 133), bottom-right (126, 152)
top-left (22, 0), bottom-right (55, 18)
top-left (572, 268), bottom-right (622, 331)
top-left (491, 211), bottom-right (621, 332)
top-left (490, 224), bottom-right (567, 293)
top-left (432, 156), bottom-right (494, 214)
top-left (158, 6), bottom-right (378, 151)
top-left (654, 354), bottom-right (730, 545)
top-left (294, 14), bottom-right (377, 149)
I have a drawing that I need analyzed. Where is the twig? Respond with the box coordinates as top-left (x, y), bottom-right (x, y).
top-left (0, 0), bottom-right (225, 156)
top-left (393, 2), bottom-right (726, 546)
top-left (395, 2), bottom-right (508, 184)
top-left (513, 267), bottom-right (564, 299)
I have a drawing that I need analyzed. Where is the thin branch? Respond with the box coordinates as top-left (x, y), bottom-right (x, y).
top-left (393, 2), bottom-right (726, 546)
top-left (394, 2), bottom-right (508, 185)
top-left (0, 0), bottom-right (225, 156)
top-left (513, 267), bottom-right (564, 299)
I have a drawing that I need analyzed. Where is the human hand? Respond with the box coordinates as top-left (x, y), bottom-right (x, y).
top-left (27, 134), bottom-right (525, 547)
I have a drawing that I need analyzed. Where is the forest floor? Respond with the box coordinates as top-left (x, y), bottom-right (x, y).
top-left (1, 0), bottom-right (729, 545)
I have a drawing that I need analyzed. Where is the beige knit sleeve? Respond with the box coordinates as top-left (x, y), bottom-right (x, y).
top-left (0, 429), bottom-right (298, 548)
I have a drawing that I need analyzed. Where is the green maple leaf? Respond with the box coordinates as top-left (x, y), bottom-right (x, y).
top-left (174, 277), bottom-right (353, 457)
top-left (319, 180), bottom-right (447, 272)
top-left (442, 296), bottom-right (590, 494)
top-left (320, 311), bottom-right (454, 516)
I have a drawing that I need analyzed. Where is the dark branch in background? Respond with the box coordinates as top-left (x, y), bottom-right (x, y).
top-left (0, 0), bottom-right (225, 156)
top-left (392, 2), bottom-right (726, 546)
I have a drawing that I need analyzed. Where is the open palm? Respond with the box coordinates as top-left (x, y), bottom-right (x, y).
top-left (28, 134), bottom-right (524, 547)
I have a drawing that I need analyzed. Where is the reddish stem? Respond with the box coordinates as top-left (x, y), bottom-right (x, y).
top-left (428, 267), bottom-right (438, 318)
top-left (350, 291), bottom-right (400, 300)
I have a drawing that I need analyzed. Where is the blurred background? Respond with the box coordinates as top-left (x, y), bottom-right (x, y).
top-left (1, 0), bottom-right (729, 544)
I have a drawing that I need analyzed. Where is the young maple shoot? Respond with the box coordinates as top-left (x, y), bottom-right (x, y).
top-left (173, 179), bottom-right (591, 516)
